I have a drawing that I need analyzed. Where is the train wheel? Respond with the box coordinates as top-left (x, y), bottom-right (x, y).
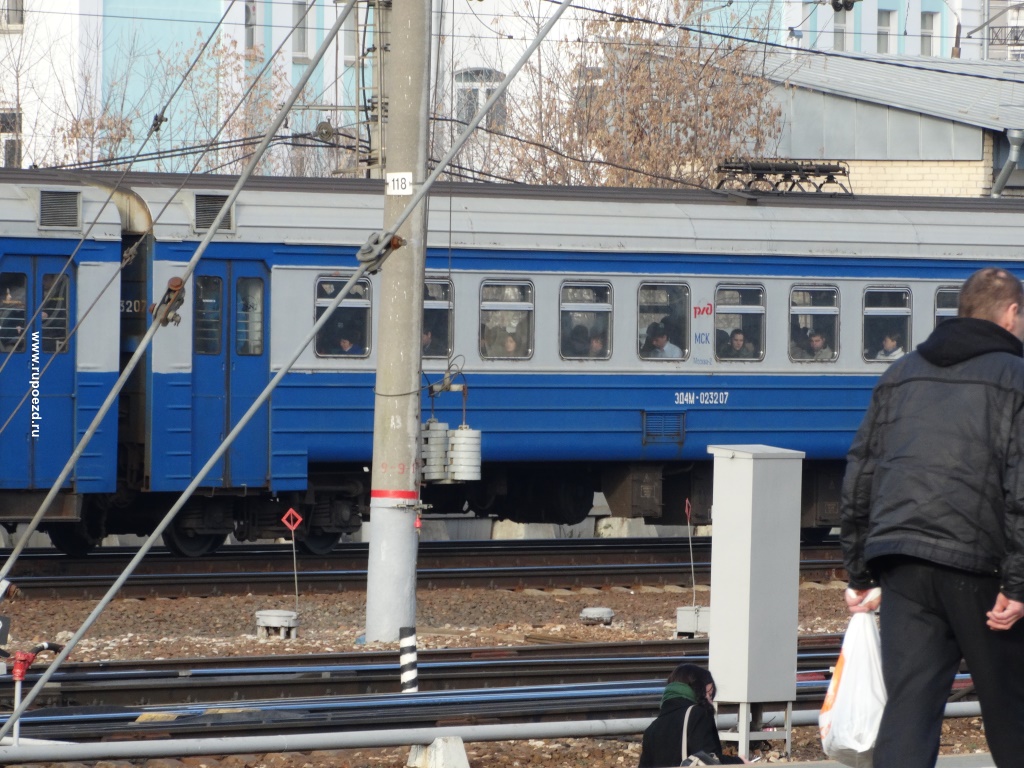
top-left (549, 482), bottom-right (594, 525)
top-left (163, 524), bottom-right (225, 557)
top-left (46, 524), bottom-right (98, 557)
top-left (299, 531), bottom-right (342, 555)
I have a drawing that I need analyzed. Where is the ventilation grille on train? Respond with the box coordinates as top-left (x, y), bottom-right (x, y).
top-left (642, 411), bottom-right (686, 445)
top-left (39, 191), bottom-right (80, 229)
top-left (194, 194), bottom-right (233, 232)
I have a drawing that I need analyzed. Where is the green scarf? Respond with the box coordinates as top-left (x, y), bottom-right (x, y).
top-left (661, 681), bottom-right (697, 707)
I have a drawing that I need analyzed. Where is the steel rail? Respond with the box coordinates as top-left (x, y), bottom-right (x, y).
top-left (3, 637), bottom-right (845, 709)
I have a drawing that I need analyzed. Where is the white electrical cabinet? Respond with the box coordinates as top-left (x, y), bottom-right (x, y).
top-left (707, 444), bottom-right (804, 757)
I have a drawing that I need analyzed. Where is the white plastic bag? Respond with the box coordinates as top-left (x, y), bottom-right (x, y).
top-left (819, 611), bottom-right (887, 767)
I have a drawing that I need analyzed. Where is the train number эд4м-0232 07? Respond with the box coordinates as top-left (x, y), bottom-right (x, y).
top-left (675, 391), bottom-right (729, 405)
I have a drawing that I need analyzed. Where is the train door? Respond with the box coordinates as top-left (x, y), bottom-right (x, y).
top-left (191, 261), bottom-right (269, 488)
top-left (0, 257), bottom-right (74, 489)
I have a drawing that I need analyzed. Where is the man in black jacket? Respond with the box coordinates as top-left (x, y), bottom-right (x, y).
top-left (841, 267), bottom-right (1024, 768)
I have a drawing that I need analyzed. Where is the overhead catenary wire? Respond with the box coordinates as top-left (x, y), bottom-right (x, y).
top-left (0, 0), bottom-right (329, 595)
top-left (0, 0), bottom-right (323, 441)
top-left (0, 0), bottom-right (360, 743)
top-left (0, 0), bottom-right (578, 742)
top-left (0, 1), bottom-right (241, 381)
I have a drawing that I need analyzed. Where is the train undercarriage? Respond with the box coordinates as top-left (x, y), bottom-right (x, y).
top-left (1, 459), bottom-right (843, 556)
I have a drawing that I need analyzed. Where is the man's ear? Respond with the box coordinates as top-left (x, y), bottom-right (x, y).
top-left (999, 302), bottom-right (1021, 334)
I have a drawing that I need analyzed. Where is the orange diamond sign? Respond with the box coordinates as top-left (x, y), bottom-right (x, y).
top-left (282, 507), bottom-right (303, 532)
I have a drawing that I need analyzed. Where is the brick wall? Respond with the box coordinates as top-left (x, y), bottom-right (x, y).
top-left (845, 134), bottom-right (994, 197)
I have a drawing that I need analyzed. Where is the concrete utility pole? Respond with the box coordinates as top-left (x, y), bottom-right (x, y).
top-left (364, 1), bottom-right (432, 642)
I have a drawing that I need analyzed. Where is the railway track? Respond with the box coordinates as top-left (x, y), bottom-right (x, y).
top-left (5, 540), bottom-right (845, 599)
top-left (7, 638), bottom-right (846, 743)
top-left (6, 636), bottom-right (976, 744)
top-left (3, 637), bottom-right (843, 709)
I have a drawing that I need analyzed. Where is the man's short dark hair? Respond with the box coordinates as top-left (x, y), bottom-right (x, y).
top-left (647, 322), bottom-right (667, 339)
top-left (959, 268), bottom-right (1024, 323)
top-left (730, 328), bottom-right (744, 340)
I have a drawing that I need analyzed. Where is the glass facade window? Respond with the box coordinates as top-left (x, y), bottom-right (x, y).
top-left (878, 10), bottom-right (894, 53)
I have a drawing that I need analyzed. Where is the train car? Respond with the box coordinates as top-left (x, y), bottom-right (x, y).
top-left (0, 169), bottom-right (1022, 555)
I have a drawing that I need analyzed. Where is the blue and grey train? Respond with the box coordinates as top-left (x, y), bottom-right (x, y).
top-left (0, 169), bottom-right (1021, 555)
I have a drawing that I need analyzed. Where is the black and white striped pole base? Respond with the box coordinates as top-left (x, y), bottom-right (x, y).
top-left (400, 626), bottom-right (418, 693)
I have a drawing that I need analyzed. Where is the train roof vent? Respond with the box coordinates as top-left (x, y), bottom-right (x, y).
top-left (39, 191), bottom-right (81, 229)
top-left (642, 410), bottom-right (686, 446)
top-left (194, 194), bottom-right (233, 233)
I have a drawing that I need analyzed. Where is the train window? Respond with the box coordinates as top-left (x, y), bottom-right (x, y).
top-left (863, 288), bottom-right (911, 363)
top-left (193, 276), bottom-right (222, 355)
top-left (314, 276), bottom-right (371, 357)
top-left (480, 281), bottom-right (533, 359)
top-left (561, 283), bottom-right (612, 360)
top-left (935, 287), bottom-right (959, 327)
top-left (638, 283), bottom-right (689, 360)
top-left (790, 286), bottom-right (838, 362)
top-left (0, 273), bottom-right (26, 353)
top-left (423, 280), bottom-right (453, 359)
top-left (715, 285), bottom-right (765, 361)
top-left (40, 274), bottom-right (69, 354)
top-left (236, 277), bottom-right (263, 356)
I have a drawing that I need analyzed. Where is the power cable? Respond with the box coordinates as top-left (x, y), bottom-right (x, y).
top-left (551, 0), bottom-right (1024, 83)
top-left (0, 1), bottom-right (241, 381)
top-left (0, 0), bottom-right (359, 741)
top-left (431, 117), bottom-right (707, 189)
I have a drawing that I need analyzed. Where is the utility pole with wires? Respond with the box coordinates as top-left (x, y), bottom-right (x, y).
top-left (364, 0), bottom-right (432, 643)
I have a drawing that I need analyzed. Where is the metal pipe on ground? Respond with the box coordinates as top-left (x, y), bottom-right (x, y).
top-left (0, 703), bottom-right (983, 764)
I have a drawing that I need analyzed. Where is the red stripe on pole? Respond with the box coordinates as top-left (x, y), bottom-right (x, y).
top-left (371, 489), bottom-right (418, 499)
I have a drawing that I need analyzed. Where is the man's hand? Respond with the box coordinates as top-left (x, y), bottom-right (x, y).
top-left (845, 587), bottom-right (881, 613)
top-left (986, 593), bottom-right (1024, 631)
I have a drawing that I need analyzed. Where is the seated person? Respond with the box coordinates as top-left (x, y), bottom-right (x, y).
top-left (502, 331), bottom-right (527, 357)
top-left (807, 330), bottom-right (835, 361)
top-left (421, 327), bottom-right (446, 357)
top-left (338, 333), bottom-right (364, 355)
top-left (589, 329), bottom-right (608, 358)
top-left (639, 663), bottom-right (747, 766)
top-left (564, 324), bottom-right (590, 357)
top-left (641, 322), bottom-right (682, 359)
top-left (719, 328), bottom-right (753, 359)
top-left (789, 323), bottom-right (811, 359)
top-left (876, 331), bottom-right (904, 361)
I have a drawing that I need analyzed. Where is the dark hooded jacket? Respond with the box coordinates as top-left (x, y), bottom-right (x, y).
top-left (638, 695), bottom-right (743, 767)
top-left (840, 317), bottom-right (1024, 601)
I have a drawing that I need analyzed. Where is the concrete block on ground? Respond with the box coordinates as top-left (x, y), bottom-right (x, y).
top-left (417, 520), bottom-right (451, 542)
top-left (10, 525), bottom-right (53, 549)
top-left (555, 517), bottom-right (596, 538)
top-left (595, 516), bottom-right (658, 538)
top-left (491, 520), bottom-right (557, 539)
top-left (443, 517), bottom-right (494, 540)
top-left (407, 736), bottom-right (470, 768)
